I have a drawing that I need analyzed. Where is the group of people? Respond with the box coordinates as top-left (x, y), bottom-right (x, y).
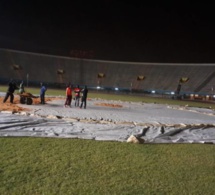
top-left (64, 84), bottom-right (88, 109)
top-left (3, 80), bottom-right (88, 109)
top-left (3, 80), bottom-right (47, 104)
top-left (3, 80), bottom-right (26, 103)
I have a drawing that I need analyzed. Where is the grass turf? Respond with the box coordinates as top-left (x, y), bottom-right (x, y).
top-left (1, 138), bottom-right (215, 194)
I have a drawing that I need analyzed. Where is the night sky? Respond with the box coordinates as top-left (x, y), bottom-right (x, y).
top-left (1, 1), bottom-right (215, 63)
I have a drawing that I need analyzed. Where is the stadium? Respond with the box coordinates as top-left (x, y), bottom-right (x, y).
top-left (2, 1), bottom-right (215, 193)
top-left (0, 48), bottom-right (215, 100)
top-left (1, 49), bottom-right (215, 194)
top-left (0, 47), bottom-right (215, 143)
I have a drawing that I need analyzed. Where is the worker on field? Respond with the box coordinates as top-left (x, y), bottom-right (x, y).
top-left (64, 83), bottom-right (72, 107)
top-left (3, 79), bottom-right (19, 103)
top-left (80, 85), bottom-right (88, 109)
top-left (19, 81), bottom-right (25, 94)
top-left (40, 82), bottom-right (47, 104)
top-left (74, 85), bottom-right (81, 107)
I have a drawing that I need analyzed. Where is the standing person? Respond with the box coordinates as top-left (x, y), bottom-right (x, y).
top-left (19, 81), bottom-right (25, 94)
top-left (80, 85), bottom-right (88, 109)
top-left (64, 83), bottom-right (72, 107)
top-left (74, 85), bottom-right (81, 107)
top-left (3, 80), bottom-right (19, 103)
top-left (40, 83), bottom-right (47, 104)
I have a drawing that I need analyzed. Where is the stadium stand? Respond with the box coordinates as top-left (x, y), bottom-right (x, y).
top-left (0, 48), bottom-right (214, 96)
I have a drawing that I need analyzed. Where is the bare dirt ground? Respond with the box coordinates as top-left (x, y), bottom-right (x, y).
top-left (0, 95), bottom-right (123, 112)
top-left (94, 102), bottom-right (123, 108)
top-left (0, 96), bottom-right (59, 112)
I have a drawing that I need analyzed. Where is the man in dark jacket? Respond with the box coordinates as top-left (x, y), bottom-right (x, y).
top-left (3, 80), bottom-right (19, 103)
top-left (80, 85), bottom-right (88, 109)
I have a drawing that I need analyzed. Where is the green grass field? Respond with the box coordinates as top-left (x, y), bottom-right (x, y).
top-left (1, 138), bottom-right (215, 194)
top-left (1, 85), bottom-right (215, 194)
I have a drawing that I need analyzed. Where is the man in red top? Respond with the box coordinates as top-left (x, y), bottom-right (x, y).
top-left (64, 84), bottom-right (72, 107)
top-left (74, 85), bottom-right (81, 107)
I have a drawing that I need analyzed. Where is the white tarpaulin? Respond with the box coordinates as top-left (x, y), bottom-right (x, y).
top-left (1, 96), bottom-right (215, 143)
